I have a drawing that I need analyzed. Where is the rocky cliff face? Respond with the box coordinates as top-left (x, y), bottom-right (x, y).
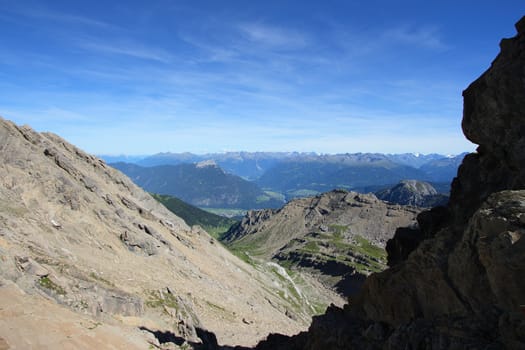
top-left (223, 190), bottom-right (419, 298)
top-left (253, 16), bottom-right (525, 350)
top-left (0, 118), bottom-right (311, 348)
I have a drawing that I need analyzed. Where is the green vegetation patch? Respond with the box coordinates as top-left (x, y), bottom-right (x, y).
top-left (152, 193), bottom-right (238, 239)
top-left (146, 290), bottom-right (181, 312)
top-left (286, 232), bottom-right (387, 275)
top-left (89, 272), bottom-right (115, 287)
top-left (263, 191), bottom-right (286, 201)
top-left (328, 224), bottom-right (349, 238)
top-left (303, 240), bottom-right (320, 253)
top-left (311, 301), bottom-right (328, 315)
top-left (354, 235), bottom-right (386, 261)
top-left (226, 229), bottom-right (274, 257)
top-left (255, 190), bottom-right (285, 203)
top-left (205, 300), bottom-right (227, 312)
top-left (198, 207), bottom-right (246, 219)
top-left (256, 194), bottom-right (271, 203)
top-left (233, 250), bottom-right (253, 265)
top-left (286, 189), bottom-right (320, 199)
top-left (204, 300), bottom-right (235, 320)
top-left (39, 276), bottom-right (66, 295)
top-left (227, 245), bottom-right (263, 267)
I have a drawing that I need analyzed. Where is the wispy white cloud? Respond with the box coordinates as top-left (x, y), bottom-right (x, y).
top-left (76, 40), bottom-right (173, 63)
top-left (7, 6), bottom-right (113, 29)
top-left (179, 21), bottom-right (314, 68)
top-left (326, 21), bottom-right (449, 75)
top-left (31, 11), bottom-right (111, 28)
top-left (1, 79), bottom-right (473, 156)
top-left (238, 22), bottom-right (309, 49)
top-left (383, 25), bottom-right (448, 50)
top-left (177, 32), bottom-right (240, 63)
top-left (0, 2), bottom-right (480, 156)
top-left (2, 5), bottom-right (174, 65)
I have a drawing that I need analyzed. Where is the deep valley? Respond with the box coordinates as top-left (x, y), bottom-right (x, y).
top-left (0, 11), bottom-right (524, 350)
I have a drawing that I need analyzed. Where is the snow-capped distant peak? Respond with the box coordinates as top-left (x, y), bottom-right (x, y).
top-left (412, 152), bottom-right (421, 157)
top-left (196, 159), bottom-right (217, 168)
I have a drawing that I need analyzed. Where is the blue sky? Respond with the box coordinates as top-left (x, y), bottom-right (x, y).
top-left (1, 1), bottom-right (523, 155)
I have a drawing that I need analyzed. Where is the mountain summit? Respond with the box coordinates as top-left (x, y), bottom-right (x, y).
top-left (375, 180), bottom-right (448, 207)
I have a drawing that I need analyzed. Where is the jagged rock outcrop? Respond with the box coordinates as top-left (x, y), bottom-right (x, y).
top-left (224, 190), bottom-right (419, 252)
top-left (253, 15), bottom-right (525, 350)
top-left (375, 180), bottom-right (448, 207)
top-left (0, 118), bottom-right (313, 348)
top-left (223, 190), bottom-right (419, 298)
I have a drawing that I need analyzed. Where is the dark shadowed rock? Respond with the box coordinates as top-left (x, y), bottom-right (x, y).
top-left (354, 16), bottom-right (525, 348)
top-left (249, 15), bottom-right (525, 350)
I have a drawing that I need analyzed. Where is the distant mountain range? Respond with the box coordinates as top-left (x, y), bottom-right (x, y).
top-left (102, 152), bottom-right (467, 181)
top-left (97, 154), bottom-right (147, 164)
top-left (255, 153), bottom-right (466, 198)
top-left (256, 154), bottom-right (421, 194)
top-left (111, 161), bottom-right (285, 209)
top-left (107, 152), bottom-right (467, 209)
top-left (135, 152), bottom-right (313, 180)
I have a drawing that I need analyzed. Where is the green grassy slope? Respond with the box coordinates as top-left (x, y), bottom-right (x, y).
top-left (151, 193), bottom-right (237, 239)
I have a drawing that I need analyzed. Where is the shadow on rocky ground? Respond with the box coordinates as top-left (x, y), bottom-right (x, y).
top-left (140, 326), bottom-right (254, 350)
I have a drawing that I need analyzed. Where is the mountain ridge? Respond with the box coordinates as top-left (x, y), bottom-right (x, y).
top-left (0, 117), bottom-right (322, 348)
top-left (101, 151), bottom-right (467, 183)
top-left (110, 153), bottom-right (460, 207)
top-left (111, 162), bottom-right (285, 209)
top-left (222, 189), bottom-right (420, 298)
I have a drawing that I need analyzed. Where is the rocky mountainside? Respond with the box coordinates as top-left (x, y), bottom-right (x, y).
top-left (0, 118), bottom-right (333, 348)
top-left (111, 161), bottom-right (284, 209)
top-left (375, 180), bottom-right (449, 207)
top-left (250, 16), bottom-right (525, 350)
top-left (222, 190), bottom-right (419, 297)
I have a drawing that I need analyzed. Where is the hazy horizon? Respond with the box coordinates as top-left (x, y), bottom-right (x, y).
top-left (1, 1), bottom-right (523, 155)
top-left (98, 150), bottom-right (469, 158)
top-left (96, 150), bottom-right (466, 161)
